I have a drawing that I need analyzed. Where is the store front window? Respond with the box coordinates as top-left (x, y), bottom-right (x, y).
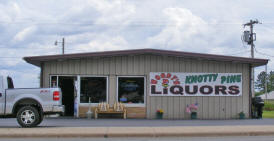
top-left (80, 77), bottom-right (107, 103)
top-left (117, 77), bottom-right (145, 104)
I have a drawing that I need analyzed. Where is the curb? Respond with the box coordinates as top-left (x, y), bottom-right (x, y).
top-left (2, 132), bottom-right (274, 138)
top-left (0, 126), bottom-right (274, 138)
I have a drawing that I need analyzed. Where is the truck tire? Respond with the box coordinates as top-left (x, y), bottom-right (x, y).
top-left (16, 106), bottom-right (40, 128)
top-left (37, 113), bottom-right (44, 125)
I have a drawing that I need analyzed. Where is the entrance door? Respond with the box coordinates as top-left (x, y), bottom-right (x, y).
top-left (58, 76), bottom-right (76, 116)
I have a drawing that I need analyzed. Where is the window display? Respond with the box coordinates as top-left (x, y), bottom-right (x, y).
top-left (80, 77), bottom-right (107, 103)
top-left (118, 77), bottom-right (144, 104)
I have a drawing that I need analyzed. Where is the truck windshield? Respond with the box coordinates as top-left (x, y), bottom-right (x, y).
top-left (7, 76), bottom-right (14, 89)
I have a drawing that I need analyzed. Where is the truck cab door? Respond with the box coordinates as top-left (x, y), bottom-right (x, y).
top-left (0, 76), bottom-right (5, 115)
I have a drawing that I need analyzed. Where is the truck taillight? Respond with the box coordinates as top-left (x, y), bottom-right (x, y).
top-left (53, 91), bottom-right (60, 101)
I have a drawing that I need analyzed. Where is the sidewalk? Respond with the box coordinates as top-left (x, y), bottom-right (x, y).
top-left (1, 125), bottom-right (274, 138)
top-left (1, 118), bottom-right (274, 138)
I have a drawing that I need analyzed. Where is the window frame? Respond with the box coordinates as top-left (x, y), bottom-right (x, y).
top-left (116, 76), bottom-right (146, 107)
top-left (79, 75), bottom-right (109, 106)
top-left (49, 74), bottom-right (77, 88)
top-left (49, 75), bottom-right (58, 88)
top-left (49, 75), bottom-right (108, 106)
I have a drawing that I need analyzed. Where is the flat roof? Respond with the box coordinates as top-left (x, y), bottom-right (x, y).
top-left (24, 48), bottom-right (268, 67)
top-left (259, 91), bottom-right (274, 100)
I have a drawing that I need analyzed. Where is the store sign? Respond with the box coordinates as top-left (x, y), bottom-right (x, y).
top-left (150, 72), bottom-right (242, 96)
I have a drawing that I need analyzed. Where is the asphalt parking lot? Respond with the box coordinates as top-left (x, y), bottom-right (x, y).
top-left (0, 117), bottom-right (274, 128)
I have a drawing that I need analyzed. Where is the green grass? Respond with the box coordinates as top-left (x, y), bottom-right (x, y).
top-left (262, 101), bottom-right (274, 118)
top-left (263, 111), bottom-right (274, 118)
top-left (263, 101), bottom-right (274, 111)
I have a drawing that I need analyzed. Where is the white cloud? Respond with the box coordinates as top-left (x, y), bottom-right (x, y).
top-left (147, 7), bottom-right (210, 51)
top-left (0, 0), bottom-right (273, 88)
top-left (74, 35), bottom-right (130, 52)
top-left (94, 0), bottom-right (135, 25)
top-left (0, 2), bottom-right (21, 22)
top-left (13, 26), bottom-right (37, 42)
top-left (0, 68), bottom-right (40, 88)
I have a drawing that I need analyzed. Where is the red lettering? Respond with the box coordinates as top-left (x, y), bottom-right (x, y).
top-left (151, 79), bottom-right (157, 84)
top-left (155, 75), bottom-right (160, 80)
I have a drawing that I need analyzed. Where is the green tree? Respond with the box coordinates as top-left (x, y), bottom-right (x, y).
top-left (269, 71), bottom-right (274, 91)
top-left (255, 70), bottom-right (274, 93)
top-left (255, 71), bottom-right (267, 92)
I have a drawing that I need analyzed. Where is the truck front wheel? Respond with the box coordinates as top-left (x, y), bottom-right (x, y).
top-left (16, 106), bottom-right (40, 128)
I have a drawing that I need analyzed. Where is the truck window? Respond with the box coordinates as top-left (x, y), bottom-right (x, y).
top-left (7, 76), bottom-right (14, 89)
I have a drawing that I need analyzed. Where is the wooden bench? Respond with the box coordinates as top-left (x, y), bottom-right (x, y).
top-left (94, 102), bottom-right (127, 119)
top-left (94, 108), bottom-right (127, 119)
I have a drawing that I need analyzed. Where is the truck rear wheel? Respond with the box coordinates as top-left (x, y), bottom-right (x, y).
top-left (16, 106), bottom-right (40, 128)
top-left (37, 113), bottom-right (44, 125)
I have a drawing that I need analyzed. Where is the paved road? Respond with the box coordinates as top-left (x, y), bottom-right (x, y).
top-left (0, 136), bottom-right (274, 141)
top-left (0, 117), bottom-right (273, 128)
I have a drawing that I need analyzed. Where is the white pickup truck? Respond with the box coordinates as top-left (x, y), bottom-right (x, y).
top-left (0, 76), bottom-right (64, 127)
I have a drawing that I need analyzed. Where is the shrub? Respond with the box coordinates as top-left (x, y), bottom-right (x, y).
top-left (263, 101), bottom-right (274, 111)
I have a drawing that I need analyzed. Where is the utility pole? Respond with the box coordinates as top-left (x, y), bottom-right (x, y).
top-left (265, 64), bottom-right (268, 101)
top-left (243, 20), bottom-right (260, 58)
top-left (243, 19), bottom-right (261, 98)
top-left (62, 38), bottom-right (65, 55)
top-left (55, 37), bottom-right (65, 54)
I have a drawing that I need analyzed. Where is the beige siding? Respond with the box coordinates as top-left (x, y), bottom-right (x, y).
top-left (184, 59), bottom-right (192, 119)
top-left (208, 61), bottom-right (215, 119)
top-left (145, 55), bottom-right (151, 119)
top-left (178, 58), bottom-right (185, 119)
top-left (42, 54), bottom-right (251, 119)
top-left (173, 57), bottom-right (180, 119)
top-left (243, 64), bottom-right (250, 117)
top-left (149, 55), bottom-right (157, 119)
top-left (109, 75), bottom-right (116, 106)
top-left (167, 57), bottom-right (174, 119)
top-left (219, 62), bottom-right (226, 119)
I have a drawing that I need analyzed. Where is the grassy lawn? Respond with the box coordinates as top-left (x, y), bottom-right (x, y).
top-left (262, 101), bottom-right (274, 118)
top-left (263, 111), bottom-right (274, 118)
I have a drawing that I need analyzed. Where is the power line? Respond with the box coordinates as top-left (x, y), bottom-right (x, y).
top-left (1, 19), bottom-right (274, 24)
top-left (0, 57), bottom-right (22, 58)
top-left (254, 47), bottom-right (274, 58)
top-left (227, 50), bottom-right (250, 56)
top-left (0, 20), bottom-right (270, 26)
top-left (0, 69), bottom-right (38, 74)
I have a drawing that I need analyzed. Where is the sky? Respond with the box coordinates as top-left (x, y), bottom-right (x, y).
top-left (0, 0), bottom-right (273, 88)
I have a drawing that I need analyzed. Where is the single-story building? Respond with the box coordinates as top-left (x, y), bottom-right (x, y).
top-left (259, 91), bottom-right (274, 101)
top-left (24, 48), bottom-right (268, 119)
